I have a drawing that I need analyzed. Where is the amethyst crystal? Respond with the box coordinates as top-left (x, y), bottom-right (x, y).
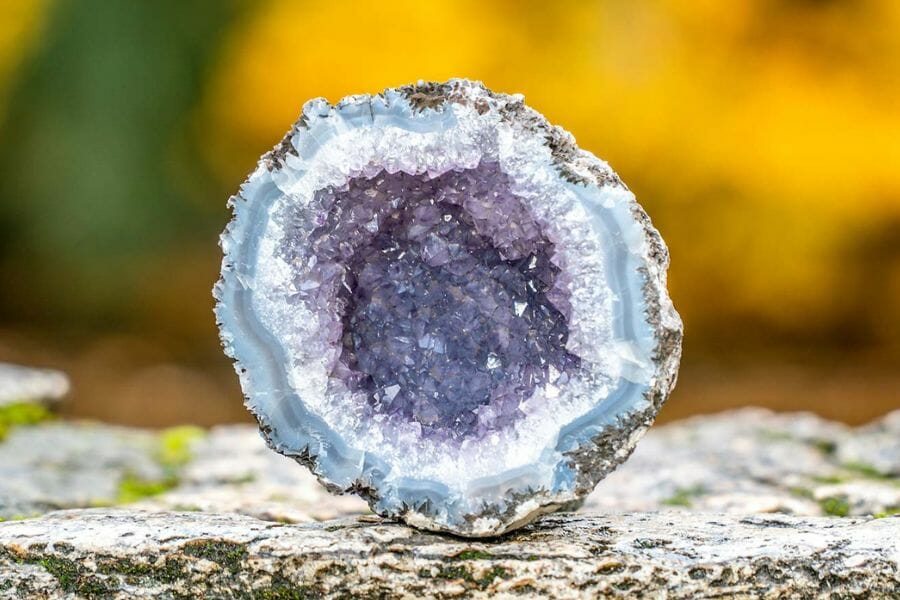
top-left (215, 79), bottom-right (682, 536)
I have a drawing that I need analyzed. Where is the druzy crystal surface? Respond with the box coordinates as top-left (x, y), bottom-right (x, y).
top-left (215, 80), bottom-right (682, 536)
top-left (302, 165), bottom-right (579, 441)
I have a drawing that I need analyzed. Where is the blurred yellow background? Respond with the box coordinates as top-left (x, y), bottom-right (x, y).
top-left (0, 0), bottom-right (897, 426)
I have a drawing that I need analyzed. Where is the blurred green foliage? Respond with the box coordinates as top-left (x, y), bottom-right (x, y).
top-left (0, 0), bottom-right (242, 329)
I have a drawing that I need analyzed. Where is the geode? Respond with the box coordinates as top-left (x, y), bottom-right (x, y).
top-left (215, 79), bottom-right (682, 537)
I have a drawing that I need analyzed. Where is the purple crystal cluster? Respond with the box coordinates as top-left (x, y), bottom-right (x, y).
top-left (295, 164), bottom-right (579, 441)
top-left (215, 80), bottom-right (682, 536)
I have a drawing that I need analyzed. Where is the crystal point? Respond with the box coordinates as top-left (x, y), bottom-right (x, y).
top-left (215, 79), bottom-right (682, 536)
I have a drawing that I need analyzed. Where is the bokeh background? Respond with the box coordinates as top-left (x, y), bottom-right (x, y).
top-left (0, 0), bottom-right (897, 427)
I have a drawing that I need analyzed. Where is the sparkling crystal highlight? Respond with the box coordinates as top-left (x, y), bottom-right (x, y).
top-left (300, 165), bottom-right (580, 441)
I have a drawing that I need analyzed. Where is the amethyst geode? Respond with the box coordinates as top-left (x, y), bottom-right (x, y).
top-left (215, 79), bottom-right (682, 536)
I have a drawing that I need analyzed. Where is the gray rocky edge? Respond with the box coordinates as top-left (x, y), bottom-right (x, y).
top-left (215, 79), bottom-right (683, 536)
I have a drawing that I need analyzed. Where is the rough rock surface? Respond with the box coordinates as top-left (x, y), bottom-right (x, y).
top-left (0, 509), bottom-right (897, 598)
top-left (0, 409), bottom-right (897, 596)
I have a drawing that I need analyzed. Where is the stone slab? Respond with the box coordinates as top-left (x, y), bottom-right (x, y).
top-left (0, 509), bottom-right (896, 598)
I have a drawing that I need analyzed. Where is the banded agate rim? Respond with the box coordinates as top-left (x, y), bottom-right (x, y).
top-left (214, 79), bottom-right (682, 536)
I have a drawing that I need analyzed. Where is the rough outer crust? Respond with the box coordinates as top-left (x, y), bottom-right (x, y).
top-left (1, 510), bottom-right (897, 598)
top-left (216, 79), bottom-right (683, 537)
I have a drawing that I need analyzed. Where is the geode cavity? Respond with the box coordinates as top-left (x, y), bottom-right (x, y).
top-left (215, 79), bottom-right (682, 536)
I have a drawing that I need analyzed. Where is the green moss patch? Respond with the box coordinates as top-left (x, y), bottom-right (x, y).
top-left (819, 496), bottom-right (850, 517)
top-left (789, 486), bottom-right (814, 499)
top-left (841, 461), bottom-right (894, 482)
top-left (420, 562), bottom-right (511, 590)
top-left (811, 475), bottom-right (846, 485)
top-left (2, 551), bottom-right (112, 597)
top-left (811, 439), bottom-right (837, 455)
top-left (157, 425), bottom-right (205, 470)
top-left (116, 473), bottom-right (178, 504)
top-left (454, 549), bottom-right (494, 561)
top-left (113, 425), bottom-right (206, 505)
top-left (662, 485), bottom-right (706, 507)
top-left (0, 402), bottom-right (54, 441)
top-left (38, 556), bottom-right (84, 593)
top-left (182, 539), bottom-right (247, 571)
